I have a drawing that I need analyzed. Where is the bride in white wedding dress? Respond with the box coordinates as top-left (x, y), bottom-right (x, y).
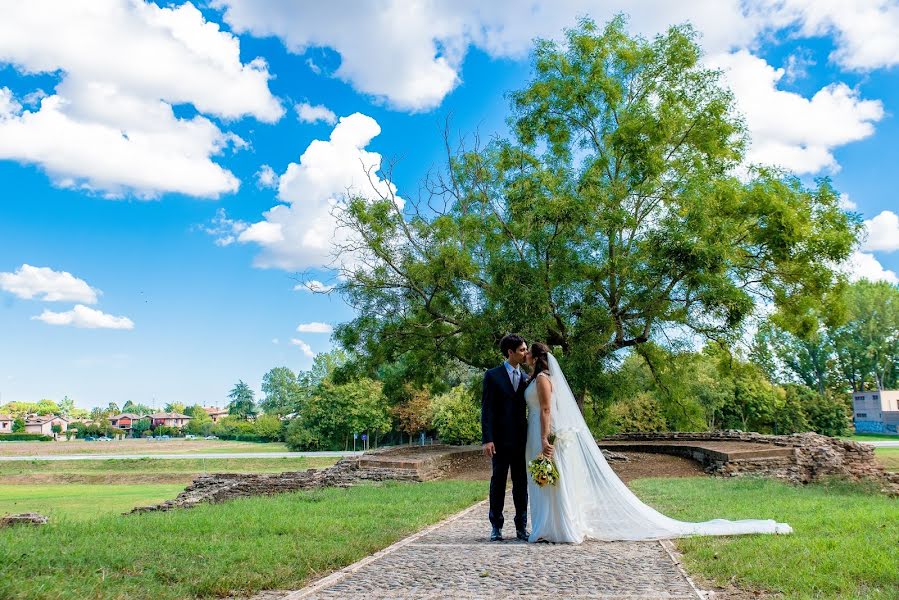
top-left (524, 342), bottom-right (793, 543)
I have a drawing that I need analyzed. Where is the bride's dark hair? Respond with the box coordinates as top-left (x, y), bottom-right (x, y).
top-left (529, 342), bottom-right (550, 380)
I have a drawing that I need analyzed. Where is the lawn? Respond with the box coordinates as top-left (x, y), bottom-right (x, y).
top-left (874, 447), bottom-right (898, 471)
top-left (0, 481), bottom-right (486, 600)
top-left (631, 477), bottom-right (898, 599)
top-left (0, 484), bottom-right (185, 520)
top-left (0, 456), bottom-right (338, 481)
top-left (843, 433), bottom-right (899, 442)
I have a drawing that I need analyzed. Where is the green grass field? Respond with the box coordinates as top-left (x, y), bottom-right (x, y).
top-left (0, 456), bottom-right (338, 478)
top-left (874, 447), bottom-right (898, 471)
top-left (0, 484), bottom-right (185, 520)
top-left (0, 481), bottom-right (486, 600)
top-left (844, 433), bottom-right (899, 442)
top-left (631, 477), bottom-right (898, 599)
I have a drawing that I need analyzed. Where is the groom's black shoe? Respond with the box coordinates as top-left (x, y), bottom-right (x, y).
top-left (490, 526), bottom-right (503, 542)
top-left (515, 528), bottom-right (530, 541)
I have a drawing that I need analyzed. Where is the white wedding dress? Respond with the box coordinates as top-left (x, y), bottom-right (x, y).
top-left (525, 354), bottom-right (793, 543)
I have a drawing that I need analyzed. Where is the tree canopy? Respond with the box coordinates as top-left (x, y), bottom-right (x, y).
top-left (331, 17), bottom-right (859, 400)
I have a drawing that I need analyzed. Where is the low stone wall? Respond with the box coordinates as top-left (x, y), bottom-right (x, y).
top-left (601, 431), bottom-right (898, 494)
top-left (129, 456), bottom-right (421, 514)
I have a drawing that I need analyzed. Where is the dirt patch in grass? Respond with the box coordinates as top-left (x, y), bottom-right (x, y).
top-left (445, 450), bottom-right (707, 482)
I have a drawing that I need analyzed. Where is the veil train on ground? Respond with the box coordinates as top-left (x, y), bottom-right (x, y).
top-left (541, 353), bottom-right (792, 542)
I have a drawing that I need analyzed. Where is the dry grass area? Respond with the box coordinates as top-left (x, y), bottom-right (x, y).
top-left (0, 438), bottom-right (288, 456)
top-left (446, 450), bottom-right (707, 482)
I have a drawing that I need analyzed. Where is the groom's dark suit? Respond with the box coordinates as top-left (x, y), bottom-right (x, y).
top-left (481, 363), bottom-right (529, 533)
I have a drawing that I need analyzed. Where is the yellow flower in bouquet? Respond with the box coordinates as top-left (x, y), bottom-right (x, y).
top-left (527, 433), bottom-right (559, 487)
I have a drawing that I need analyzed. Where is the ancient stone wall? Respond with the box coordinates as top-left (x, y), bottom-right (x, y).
top-left (603, 431), bottom-right (898, 494)
top-left (129, 456), bottom-right (421, 514)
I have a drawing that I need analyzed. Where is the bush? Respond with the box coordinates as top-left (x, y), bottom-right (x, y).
top-left (431, 386), bottom-right (481, 445)
top-left (253, 414), bottom-right (284, 442)
top-left (607, 392), bottom-right (668, 433)
top-left (285, 418), bottom-right (324, 451)
top-left (0, 433), bottom-right (53, 442)
top-left (803, 393), bottom-right (852, 437)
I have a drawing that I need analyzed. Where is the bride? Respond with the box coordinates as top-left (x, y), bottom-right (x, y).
top-left (524, 342), bottom-right (793, 543)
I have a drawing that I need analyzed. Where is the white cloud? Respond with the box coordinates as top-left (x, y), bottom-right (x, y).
top-left (290, 337), bottom-right (315, 358)
top-left (255, 164), bottom-right (279, 189)
top-left (32, 304), bottom-right (134, 329)
top-left (294, 280), bottom-right (335, 293)
top-left (215, 0), bottom-right (762, 112)
top-left (753, 0), bottom-right (899, 71)
top-left (709, 50), bottom-right (883, 174)
top-left (839, 193), bottom-right (857, 211)
top-left (0, 264), bottom-right (99, 303)
top-left (197, 208), bottom-right (248, 247)
top-left (845, 250), bottom-right (899, 284)
top-left (271, 338), bottom-right (279, 344)
top-left (297, 322), bottom-right (333, 333)
top-left (296, 102), bottom-right (337, 125)
top-left (236, 112), bottom-right (402, 270)
top-left (0, 0), bottom-right (282, 197)
top-left (862, 210), bottom-right (899, 252)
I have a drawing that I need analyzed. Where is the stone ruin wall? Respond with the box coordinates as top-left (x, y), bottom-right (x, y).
top-left (603, 431), bottom-right (898, 494)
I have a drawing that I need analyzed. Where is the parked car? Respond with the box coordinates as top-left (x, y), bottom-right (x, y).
top-left (83, 436), bottom-right (96, 441)
top-left (204, 435), bottom-right (218, 440)
top-left (96, 436), bottom-right (112, 441)
top-left (184, 434), bottom-right (196, 439)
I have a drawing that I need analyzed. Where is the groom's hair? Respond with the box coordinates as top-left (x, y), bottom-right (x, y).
top-left (499, 333), bottom-right (526, 358)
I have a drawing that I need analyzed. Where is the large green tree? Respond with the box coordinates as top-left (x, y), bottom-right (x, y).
top-left (260, 367), bottom-right (301, 416)
top-left (332, 17), bottom-right (859, 401)
top-left (227, 381), bottom-right (257, 419)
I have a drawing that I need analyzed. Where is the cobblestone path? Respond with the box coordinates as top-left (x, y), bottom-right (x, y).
top-left (283, 496), bottom-right (707, 599)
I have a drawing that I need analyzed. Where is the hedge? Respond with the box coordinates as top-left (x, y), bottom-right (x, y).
top-left (0, 433), bottom-right (53, 442)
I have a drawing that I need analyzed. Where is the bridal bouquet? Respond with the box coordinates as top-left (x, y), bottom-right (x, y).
top-left (527, 433), bottom-right (559, 487)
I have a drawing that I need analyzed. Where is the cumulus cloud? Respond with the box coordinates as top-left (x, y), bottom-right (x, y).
top-left (294, 280), bottom-right (335, 293)
top-left (32, 304), bottom-right (134, 329)
top-left (0, 0), bottom-right (282, 197)
top-left (862, 210), bottom-right (899, 252)
top-left (296, 102), bottom-right (337, 125)
top-left (236, 112), bottom-right (402, 270)
top-left (255, 164), bottom-right (279, 189)
top-left (197, 208), bottom-right (248, 247)
top-left (290, 337), bottom-right (315, 358)
top-left (215, 0), bottom-right (764, 112)
top-left (710, 50), bottom-right (883, 174)
top-left (845, 251), bottom-right (899, 284)
top-left (839, 193), bottom-right (858, 211)
top-left (0, 264), bottom-right (99, 303)
top-left (297, 322), bottom-right (333, 333)
top-left (753, 0), bottom-right (899, 71)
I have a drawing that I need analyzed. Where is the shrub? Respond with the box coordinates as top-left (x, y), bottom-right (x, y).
top-left (285, 418), bottom-right (323, 451)
top-left (607, 392), bottom-right (668, 433)
top-left (0, 433), bottom-right (53, 441)
top-left (431, 385), bottom-right (481, 445)
top-left (253, 414), bottom-right (284, 442)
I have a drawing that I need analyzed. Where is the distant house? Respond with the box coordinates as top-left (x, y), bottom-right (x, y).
top-left (852, 390), bottom-right (899, 435)
top-left (149, 412), bottom-right (191, 428)
top-left (108, 413), bottom-right (147, 434)
top-left (203, 406), bottom-right (229, 423)
top-left (23, 415), bottom-right (69, 436)
top-left (0, 414), bottom-right (13, 433)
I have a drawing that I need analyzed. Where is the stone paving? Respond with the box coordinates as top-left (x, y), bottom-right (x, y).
top-left (281, 494), bottom-right (707, 600)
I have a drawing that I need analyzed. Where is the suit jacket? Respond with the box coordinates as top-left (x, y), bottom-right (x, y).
top-left (481, 364), bottom-right (529, 449)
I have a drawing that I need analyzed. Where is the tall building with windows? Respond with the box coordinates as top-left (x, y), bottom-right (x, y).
top-left (852, 390), bottom-right (899, 435)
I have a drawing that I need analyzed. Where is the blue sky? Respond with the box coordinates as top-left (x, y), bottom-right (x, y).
top-left (0, 1), bottom-right (897, 410)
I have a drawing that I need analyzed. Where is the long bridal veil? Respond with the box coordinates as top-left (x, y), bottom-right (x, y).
top-left (546, 353), bottom-right (792, 541)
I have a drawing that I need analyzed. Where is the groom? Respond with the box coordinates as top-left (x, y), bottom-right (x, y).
top-left (481, 333), bottom-right (530, 542)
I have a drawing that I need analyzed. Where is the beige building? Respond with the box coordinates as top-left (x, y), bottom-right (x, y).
top-left (149, 412), bottom-right (191, 428)
top-left (852, 390), bottom-right (899, 435)
top-left (0, 414), bottom-right (13, 433)
top-left (204, 406), bottom-right (229, 423)
top-left (23, 415), bottom-right (70, 436)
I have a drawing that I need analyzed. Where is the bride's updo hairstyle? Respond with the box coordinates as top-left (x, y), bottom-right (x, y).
top-left (529, 342), bottom-right (551, 380)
